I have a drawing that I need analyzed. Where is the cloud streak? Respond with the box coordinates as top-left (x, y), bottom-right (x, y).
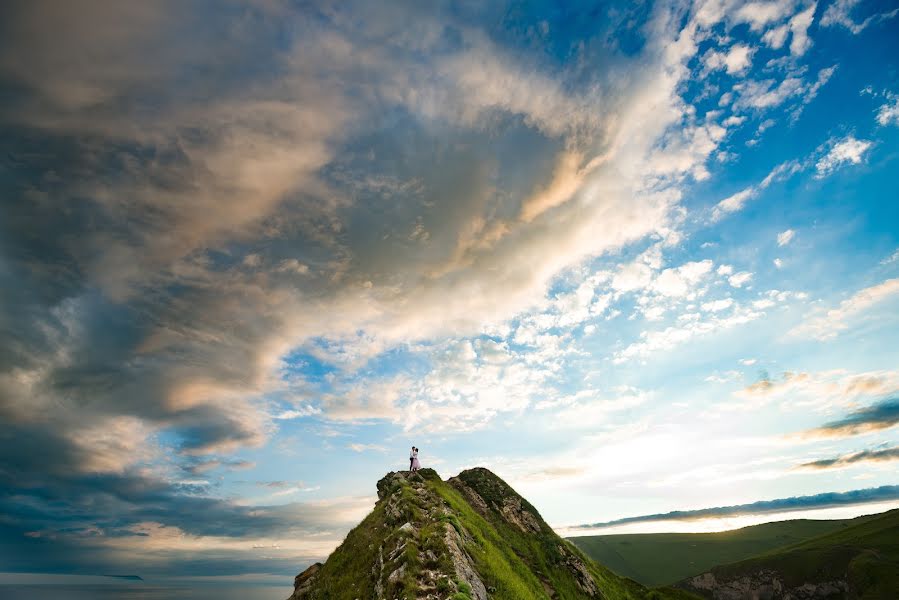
top-left (797, 446), bottom-right (899, 470)
top-left (571, 485), bottom-right (899, 530)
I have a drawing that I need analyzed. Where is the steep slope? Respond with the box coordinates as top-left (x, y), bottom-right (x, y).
top-left (677, 509), bottom-right (899, 600)
top-left (287, 468), bottom-right (697, 600)
top-left (570, 518), bottom-right (861, 586)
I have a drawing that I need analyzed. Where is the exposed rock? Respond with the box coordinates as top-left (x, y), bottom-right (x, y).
top-left (681, 569), bottom-right (849, 600)
top-left (557, 545), bottom-right (601, 597)
top-left (287, 562), bottom-right (321, 600)
top-left (388, 563), bottom-right (406, 584)
top-left (443, 521), bottom-right (488, 600)
top-left (500, 495), bottom-right (543, 534)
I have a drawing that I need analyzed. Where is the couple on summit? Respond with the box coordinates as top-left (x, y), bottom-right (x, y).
top-left (408, 446), bottom-right (421, 472)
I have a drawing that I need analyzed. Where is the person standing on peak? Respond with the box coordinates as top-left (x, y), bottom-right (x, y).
top-left (409, 446), bottom-right (415, 471)
top-left (411, 447), bottom-right (421, 472)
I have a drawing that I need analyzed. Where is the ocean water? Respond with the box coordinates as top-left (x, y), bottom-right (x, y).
top-left (0, 584), bottom-right (291, 599)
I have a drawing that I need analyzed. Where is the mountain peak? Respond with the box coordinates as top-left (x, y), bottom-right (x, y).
top-left (286, 468), bottom-right (660, 600)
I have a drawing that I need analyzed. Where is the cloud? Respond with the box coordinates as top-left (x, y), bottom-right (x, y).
top-left (803, 397), bottom-right (899, 438)
top-left (820, 0), bottom-right (899, 34)
top-left (347, 443), bottom-right (387, 453)
top-left (815, 135), bottom-right (873, 177)
top-left (571, 485), bottom-right (899, 530)
top-left (728, 271), bottom-right (753, 287)
top-left (733, 1), bottom-right (796, 31)
top-left (791, 278), bottom-right (899, 339)
top-left (703, 44), bottom-right (755, 75)
top-left (797, 446), bottom-right (899, 470)
top-left (711, 159), bottom-right (804, 221)
top-left (787, 2), bottom-right (817, 56)
top-left (777, 229), bottom-right (796, 246)
top-left (876, 93), bottom-right (899, 126)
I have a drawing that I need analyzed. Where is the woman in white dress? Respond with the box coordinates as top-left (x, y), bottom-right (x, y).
top-left (411, 447), bottom-right (421, 472)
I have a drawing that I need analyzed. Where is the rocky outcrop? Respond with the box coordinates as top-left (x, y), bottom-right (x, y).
top-left (680, 569), bottom-right (850, 600)
top-left (288, 562), bottom-right (321, 600)
top-left (286, 467), bottom-right (617, 600)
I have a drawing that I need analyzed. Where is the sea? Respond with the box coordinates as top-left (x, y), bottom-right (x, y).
top-left (0, 585), bottom-right (291, 599)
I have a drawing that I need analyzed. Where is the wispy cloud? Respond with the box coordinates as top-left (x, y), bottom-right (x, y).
top-left (802, 398), bottom-right (899, 438)
top-left (791, 278), bottom-right (899, 340)
top-left (797, 446), bottom-right (899, 470)
top-left (571, 485), bottom-right (899, 530)
top-left (815, 135), bottom-right (873, 178)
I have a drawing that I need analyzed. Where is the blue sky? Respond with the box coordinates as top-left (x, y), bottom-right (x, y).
top-left (1, 0), bottom-right (898, 582)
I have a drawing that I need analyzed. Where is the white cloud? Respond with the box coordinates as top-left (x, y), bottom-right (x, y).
top-left (733, 76), bottom-right (805, 110)
top-left (612, 261), bottom-right (655, 293)
top-left (882, 249), bottom-right (899, 265)
top-left (734, 1), bottom-right (796, 31)
top-left (704, 44), bottom-right (755, 75)
top-left (728, 271), bottom-right (753, 288)
top-left (710, 159), bottom-right (804, 222)
top-left (717, 264), bottom-right (734, 276)
top-left (777, 229), bottom-right (796, 246)
top-left (762, 24), bottom-right (790, 48)
top-left (791, 278), bottom-right (899, 340)
top-left (774, 258), bottom-right (784, 268)
top-left (740, 358), bottom-right (758, 365)
top-left (876, 94), bottom-right (899, 126)
top-left (820, 0), bottom-right (899, 34)
top-left (702, 298), bottom-right (734, 312)
top-left (788, 3), bottom-right (817, 57)
top-left (347, 443), bottom-right (387, 452)
top-left (652, 260), bottom-right (714, 297)
top-left (614, 303), bottom-right (765, 363)
top-left (711, 188), bottom-right (757, 221)
top-left (274, 407), bottom-right (320, 420)
top-left (815, 136), bottom-right (873, 178)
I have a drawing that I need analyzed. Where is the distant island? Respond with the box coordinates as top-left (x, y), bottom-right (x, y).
top-left (103, 575), bottom-right (144, 581)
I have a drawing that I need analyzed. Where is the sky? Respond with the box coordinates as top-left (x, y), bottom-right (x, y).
top-left (1, 0), bottom-right (898, 583)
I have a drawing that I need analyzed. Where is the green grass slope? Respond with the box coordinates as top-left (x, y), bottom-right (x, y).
top-left (678, 509), bottom-right (899, 599)
top-left (570, 518), bottom-right (858, 587)
top-left (287, 468), bottom-right (699, 600)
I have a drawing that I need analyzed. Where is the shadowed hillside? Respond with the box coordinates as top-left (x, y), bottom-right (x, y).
top-left (570, 518), bottom-right (862, 586)
top-left (676, 509), bottom-right (899, 599)
top-left (286, 468), bottom-right (698, 600)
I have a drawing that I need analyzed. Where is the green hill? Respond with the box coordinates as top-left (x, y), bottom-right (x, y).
top-left (569, 518), bottom-right (858, 587)
top-left (286, 468), bottom-right (698, 600)
top-left (677, 509), bottom-right (899, 599)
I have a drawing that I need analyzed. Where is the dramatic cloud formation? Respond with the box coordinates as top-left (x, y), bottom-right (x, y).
top-left (1, 0), bottom-right (898, 580)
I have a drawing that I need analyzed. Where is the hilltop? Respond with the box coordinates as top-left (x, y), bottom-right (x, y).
top-left (286, 468), bottom-right (695, 600)
top-left (676, 509), bottom-right (899, 599)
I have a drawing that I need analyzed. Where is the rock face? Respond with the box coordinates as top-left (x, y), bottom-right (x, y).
top-left (680, 568), bottom-right (850, 600)
top-left (285, 467), bottom-right (623, 600)
top-left (288, 563), bottom-right (321, 600)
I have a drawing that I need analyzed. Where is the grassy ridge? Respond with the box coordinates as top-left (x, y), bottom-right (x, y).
top-left (291, 468), bottom-right (699, 599)
top-left (441, 468), bottom-right (697, 600)
top-left (708, 509), bottom-right (899, 598)
top-left (569, 518), bottom-right (858, 587)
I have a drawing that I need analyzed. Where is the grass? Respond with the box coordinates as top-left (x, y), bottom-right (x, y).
top-left (295, 468), bottom-right (700, 599)
top-left (710, 509), bottom-right (899, 597)
top-left (569, 517), bottom-right (859, 586)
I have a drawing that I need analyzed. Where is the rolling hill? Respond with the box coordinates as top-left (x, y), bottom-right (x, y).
top-left (569, 518), bottom-right (860, 587)
top-left (677, 508), bottom-right (899, 599)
